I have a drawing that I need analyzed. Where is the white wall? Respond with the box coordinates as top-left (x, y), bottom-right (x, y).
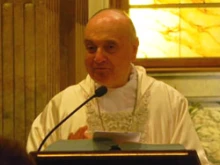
top-left (149, 72), bottom-right (220, 103)
top-left (88, 0), bottom-right (109, 18)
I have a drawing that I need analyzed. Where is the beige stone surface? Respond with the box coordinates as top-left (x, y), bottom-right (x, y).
top-left (190, 103), bottom-right (220, 165)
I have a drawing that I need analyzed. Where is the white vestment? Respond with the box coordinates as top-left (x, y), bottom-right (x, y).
top-left (26, 65), bottom-right (210, 165)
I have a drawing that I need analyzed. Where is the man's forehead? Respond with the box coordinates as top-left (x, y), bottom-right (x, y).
top-left (85, 22), bottom-right (127, 39)
top-left (84, 38), bottom-right (119, 45)
top-left (85, 19), bottom-right (127, 39)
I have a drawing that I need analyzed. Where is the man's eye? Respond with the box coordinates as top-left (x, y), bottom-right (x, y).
top-left (105, 44), bottom-right (117, 53)
top-left (86, 45), bottom-right (97, 53)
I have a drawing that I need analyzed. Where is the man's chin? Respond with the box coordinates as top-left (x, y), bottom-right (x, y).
top-left (94, 79), bottom-right (108, 86)
top-left (92, 77), bottom-right (110, 87)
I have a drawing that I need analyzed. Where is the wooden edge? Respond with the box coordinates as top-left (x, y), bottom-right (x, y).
top-left (134, 58), bottom-right (220, 73)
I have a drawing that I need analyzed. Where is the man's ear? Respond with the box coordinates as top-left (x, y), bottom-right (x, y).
top-left (131, 37), bottom-right (139, 62)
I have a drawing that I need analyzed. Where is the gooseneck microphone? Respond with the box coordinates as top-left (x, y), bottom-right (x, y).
top-left (37, 86), bottom-right (108, 152)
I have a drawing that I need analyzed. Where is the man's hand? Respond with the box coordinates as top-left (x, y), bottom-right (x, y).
top-left (68, 125), bottom-right (92, 140)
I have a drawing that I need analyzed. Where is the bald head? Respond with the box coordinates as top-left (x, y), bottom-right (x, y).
top-left (86, 8), bottom-right (137, 42)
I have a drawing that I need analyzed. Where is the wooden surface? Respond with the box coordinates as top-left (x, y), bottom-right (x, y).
top-left (0, 0), bottom-right (88, 148)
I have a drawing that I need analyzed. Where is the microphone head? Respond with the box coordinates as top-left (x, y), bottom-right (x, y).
top-left (95, 86), bottom-right (108, 97)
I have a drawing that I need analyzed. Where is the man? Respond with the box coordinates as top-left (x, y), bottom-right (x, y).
top-left (26, 8), bottom-right (210, 165)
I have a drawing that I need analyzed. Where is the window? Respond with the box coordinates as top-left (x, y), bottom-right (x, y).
top-left (110, 0), bottom-right (220, 72)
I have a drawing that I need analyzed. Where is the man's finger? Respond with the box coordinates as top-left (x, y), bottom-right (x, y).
top-left (68, 126), bottom-right (88, 140)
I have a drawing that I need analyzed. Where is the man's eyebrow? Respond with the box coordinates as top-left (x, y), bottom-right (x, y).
top-left (84, 39), bottom-right (93, 44)
top-left (84, 39), bottom-right (118, 45)
top-left (105, 40), bottom-right (117, 44)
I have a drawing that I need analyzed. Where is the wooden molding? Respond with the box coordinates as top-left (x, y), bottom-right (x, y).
top-left (134, 58), bottom-right (220, 72)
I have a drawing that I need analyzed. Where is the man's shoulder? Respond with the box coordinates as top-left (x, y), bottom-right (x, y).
top-left (134, 65), bottom-right (185, 99)
top-left (152, 79), bottom-right (184, 96)
top-left (49, 76), bottom-right (93, 101)
top-left (59, 75), bottom-right (94, 95)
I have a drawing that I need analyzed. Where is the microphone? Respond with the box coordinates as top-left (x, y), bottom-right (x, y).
top-left (37, 86), bottom-right (108, 152)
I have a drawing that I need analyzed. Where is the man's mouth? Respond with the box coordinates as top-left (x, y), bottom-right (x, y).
top-left (94, 67), bottom-right (108, 70)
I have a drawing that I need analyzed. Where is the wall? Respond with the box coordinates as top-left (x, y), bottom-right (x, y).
top-left (149, 72), bottom-right (220, 101)
top-left (0, 0), bottom-right (61, 147)
top-left (0, 0), bottom-right (88, 147)
top-left (88, 0), bottom-right (109, 18)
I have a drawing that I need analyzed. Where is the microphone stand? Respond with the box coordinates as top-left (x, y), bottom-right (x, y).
top-left (37, 86), bottom-right (107, 152)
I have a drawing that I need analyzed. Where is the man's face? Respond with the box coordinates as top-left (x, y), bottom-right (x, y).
top-left (84, 13), bottom-right (138, 88)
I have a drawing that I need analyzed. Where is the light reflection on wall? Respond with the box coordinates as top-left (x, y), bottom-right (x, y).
top-left (129, 1), bottom-right (220, 58)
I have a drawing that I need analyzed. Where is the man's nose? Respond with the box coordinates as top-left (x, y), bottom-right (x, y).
top-left (94, 48), bottom-right (106, 63)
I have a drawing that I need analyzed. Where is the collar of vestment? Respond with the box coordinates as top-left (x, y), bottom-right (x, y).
top-left (95, 64), bottom-right (138, 113)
